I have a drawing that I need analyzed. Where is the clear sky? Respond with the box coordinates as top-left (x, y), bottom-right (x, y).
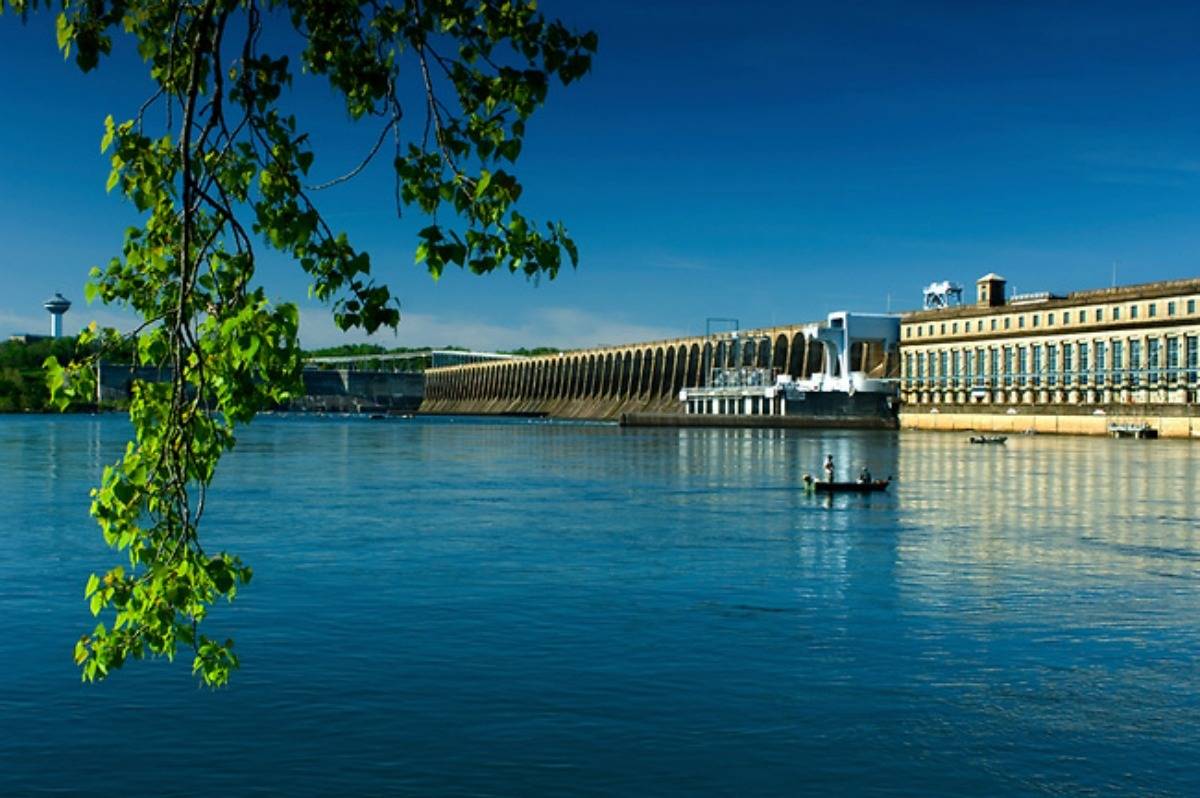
top-left (2, 1), bottom-right (1199, 350)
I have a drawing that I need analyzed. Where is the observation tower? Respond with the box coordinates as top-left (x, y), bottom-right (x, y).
top-left (43, 293), bottom-right (71, 338)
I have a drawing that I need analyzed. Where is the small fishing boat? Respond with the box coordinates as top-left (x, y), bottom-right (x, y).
top-left (969, 435), bottom-right (1007, 445)
top-left (802, 474), bottom-right (891, 493)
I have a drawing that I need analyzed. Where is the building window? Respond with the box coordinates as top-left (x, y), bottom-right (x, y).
top-left (1113, 307), bottom-right (1121, 321)
top-left (905, 353), bottom-right (914, 387)
top-left (1095, 308), bottom-right (1103, 322)
top-left (990, 348), bottom-right (999, 385)
top-left (940, 323), bottom-right (946, 335)
top-left (928, 324), bottom-right (934, 336)
top-left (1148, 338), bottom-right (1160, 383)
top-left (1188, 299), bottom-right (1196, 315)
top-left (1063, 344), bottom-right (1074, 384)
top-left (916, 352), bottom-right (925, 384)
top-left (952, 350), bottom-right (961, 386)
top-left (1167, 338), bottom-right (1179, 383)
top-left (1018, 316), bottom-right (1025, 329)
top-left (974, 348), bottom-right (984, 385)
top-left (991, 319), bottom-right (997, 331)
top-left (1095, 341), bottom-right (1107, 382)
top-left (1168, 301), bottom-right (1176, 317)
top-left (1017, 346), bottom-right (1028, 386)
top-left (1078, 310), bottom-right (1086, 323)
top-left (939, 350), bottom-right (949, 386)
top-left (1187, 336), bottom-right (1198, 383)
top-left (1131, 305), bottom-right (1139, 320)
top-left (952, 322), bottom-right (958, 334)
top-left (1047, 312), bottom-right (1055, 326)
top-left (1079, 342), bottom-right (1089, 385)
top-left (1130, 340), bottom-right (1142, 385)
top-left (1032, 315), bottom-right (1040, 328)
top-left (1004, 317), bottom-right (1011, 330)
top-left (1047, 344), bottom-right (1058, 387)
top-left (1148, 303), bottom-right (1157, 319)
top-left (1112, 340), bottom-right (1124, 381)
top-left (1032, 345), bottom-right (1043, 387)
top-left (1003, 347), bottom-right (1013, 386)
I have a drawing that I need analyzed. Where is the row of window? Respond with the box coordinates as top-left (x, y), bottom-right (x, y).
top-left (904, 298), bottom-right (1199, 339)
top-left (903, 336), bottom-right (1200, 388)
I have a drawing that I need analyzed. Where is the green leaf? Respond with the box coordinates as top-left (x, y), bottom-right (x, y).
top-left (474, 169), bottom-right (492, 199)
top-left (54, 13), bottom-right (72, 55)
top-left (100, 114), bottom-right (115, 153)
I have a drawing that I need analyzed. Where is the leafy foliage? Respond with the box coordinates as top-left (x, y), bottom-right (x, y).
top-left (2, 0), bottom-right (593, 686)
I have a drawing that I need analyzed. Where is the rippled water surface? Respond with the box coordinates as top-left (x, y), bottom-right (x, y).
top-left (2, 415), bottom-right (1199, 796)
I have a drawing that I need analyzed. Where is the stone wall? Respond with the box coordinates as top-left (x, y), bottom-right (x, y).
top-left (900, 404), bottom-right (1200, 438)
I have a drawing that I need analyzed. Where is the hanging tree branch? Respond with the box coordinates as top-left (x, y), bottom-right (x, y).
top-left (4, 0), bottom-right (596, 686)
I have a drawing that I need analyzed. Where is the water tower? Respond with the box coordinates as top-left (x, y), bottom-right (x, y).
top-left (43, 293), bottom-right (71, 338)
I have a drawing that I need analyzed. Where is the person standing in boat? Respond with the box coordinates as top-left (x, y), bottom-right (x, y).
top-left (857, 465), bottom-right (872, 484)
top-left (823, 454), bottom-right (835, 483)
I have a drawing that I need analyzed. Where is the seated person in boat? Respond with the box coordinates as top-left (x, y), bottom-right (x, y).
top-left (857, 466), bottom-right (872, 484)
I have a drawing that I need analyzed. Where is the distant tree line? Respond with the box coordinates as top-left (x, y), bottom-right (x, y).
top-left (0, 336), bottom-right (568, 410)
top-left (0, 335), bottom-right (135, 412)
top-left (302, 343), bottom-right (562, 368)
top-left (502, 347), bottom-right (560, 357)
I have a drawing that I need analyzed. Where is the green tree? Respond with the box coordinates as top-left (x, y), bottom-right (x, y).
top-left (3, 0), bottom-right (594, 686)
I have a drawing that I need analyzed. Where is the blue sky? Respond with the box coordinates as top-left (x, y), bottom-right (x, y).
top-left (2, 1), bottom-right (1199, 349)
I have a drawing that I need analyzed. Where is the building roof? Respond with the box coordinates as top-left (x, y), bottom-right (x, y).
top-left (902, 276), bottom-right (1200, 323)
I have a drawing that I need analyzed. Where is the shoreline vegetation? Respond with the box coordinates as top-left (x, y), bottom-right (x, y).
top-left (0, 338), bottom-right (560, 413)
top-left (0, 337), bottom-right (124, 413)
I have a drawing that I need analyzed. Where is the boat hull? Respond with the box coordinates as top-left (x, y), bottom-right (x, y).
top-left (808, 479), bottom-right (891, 494)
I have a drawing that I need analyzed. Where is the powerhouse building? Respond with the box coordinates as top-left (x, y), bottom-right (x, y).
top-left (898, 274), bottom-right (1200, 433)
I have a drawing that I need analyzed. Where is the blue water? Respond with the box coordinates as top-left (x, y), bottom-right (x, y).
top-left (2, 415), bottom-right (1198, 796)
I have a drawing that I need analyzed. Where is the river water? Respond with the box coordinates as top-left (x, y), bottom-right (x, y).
top-left (1, 415), bottom-right (1198, 796)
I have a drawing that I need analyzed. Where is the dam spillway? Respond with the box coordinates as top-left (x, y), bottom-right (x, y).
top-left (420, 321), bottom-right (897, 421)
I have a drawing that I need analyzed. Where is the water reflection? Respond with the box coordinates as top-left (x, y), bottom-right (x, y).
top-left (896, 432), bottom-right (1200, 583)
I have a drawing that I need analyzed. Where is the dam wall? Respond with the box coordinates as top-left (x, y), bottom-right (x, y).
top-left (421, 323), bottom-right (895, 421)
top-left (295, 369), bottom-right (423, 412)
top-left (97, 362), bottom-right (424, 413)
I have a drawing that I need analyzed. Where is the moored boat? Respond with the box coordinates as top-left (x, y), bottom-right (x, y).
top-left (969, 435), bottom-right (1007, 445)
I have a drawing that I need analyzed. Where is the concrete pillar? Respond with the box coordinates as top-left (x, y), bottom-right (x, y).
top-left (642, 348), bottom-right (653, 398)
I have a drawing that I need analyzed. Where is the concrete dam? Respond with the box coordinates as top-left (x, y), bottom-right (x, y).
top-left (421, 320), bottom-right (898, 422)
